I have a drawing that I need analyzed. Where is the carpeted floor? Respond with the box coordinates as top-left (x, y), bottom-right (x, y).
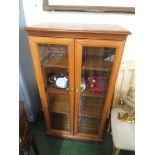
top-left (29, 114), bottom-right (135, 155)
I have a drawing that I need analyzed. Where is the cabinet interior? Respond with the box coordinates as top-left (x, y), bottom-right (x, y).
top-left (37, 43), bottom-right (116, 135)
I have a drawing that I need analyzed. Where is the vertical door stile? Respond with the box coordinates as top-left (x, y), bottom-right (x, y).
top-left (74, 40), bottom-right (82, 135)
top-left (28, 36), bottom-right (51, 131)
top-left (68, 39), bottom-right (75, 135)
top-left (73, 39), bottom-right (76, 135)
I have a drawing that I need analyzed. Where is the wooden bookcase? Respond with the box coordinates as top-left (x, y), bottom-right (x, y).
top-left (26, 23), bottom-right (130, 142)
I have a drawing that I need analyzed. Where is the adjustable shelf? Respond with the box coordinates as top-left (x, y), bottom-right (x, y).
top-left (82, 56), bottom-right (113, 71)
top-left (47, 87), bottom-right (69, 94)
top-left (42, 58), bottom-right (68, 69)
top-left (81, 87), bottom-right (106, 98)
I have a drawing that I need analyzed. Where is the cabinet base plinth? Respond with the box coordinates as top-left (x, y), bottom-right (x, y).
top-left (46, 131), bottom-right (103, 143)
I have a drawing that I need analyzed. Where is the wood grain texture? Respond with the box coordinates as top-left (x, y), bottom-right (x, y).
top-left (26, 23), bottom-right (131, 41)
top-left (26, 23), bottom-right (130, 34)
top-left (74, 40), bottom-right (82, 135)
top-left (68, 39), bottom-right (75, 135)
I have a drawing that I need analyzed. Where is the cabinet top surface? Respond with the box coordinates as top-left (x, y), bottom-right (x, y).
top-left (26, 23), bottom-right (131, 35)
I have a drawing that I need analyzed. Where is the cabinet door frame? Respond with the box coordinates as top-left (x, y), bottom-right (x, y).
top-left (28, 36), bottom-right (75, 135)
top-left (74, 39), bottom-right (125, 140)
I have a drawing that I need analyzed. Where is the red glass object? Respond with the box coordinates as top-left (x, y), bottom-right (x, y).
top-left (87, 76), bottom-right (107, 93)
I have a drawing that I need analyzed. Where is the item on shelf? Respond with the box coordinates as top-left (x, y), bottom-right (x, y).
top-left (87, 76), bottom-right (107, 93)
top-left (80, 77), bottom-right (86, 92)
top-left (104, 54), bottom-right (115, 62)
top-left (49, 74), bottom-right (69, 89)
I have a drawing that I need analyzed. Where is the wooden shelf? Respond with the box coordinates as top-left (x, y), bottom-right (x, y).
top-left (81, 87), bottom-right (106, 98)
top-left (49, 94), bottom-right (69, 114)
top-left (79, 97), bottom-right (104, 117)
top-left (82, 56), bottom-right (113, 71)
top-left (42, 58), bottom-right (68, 68)
top-left (47, 86), bottom-right (69, 94)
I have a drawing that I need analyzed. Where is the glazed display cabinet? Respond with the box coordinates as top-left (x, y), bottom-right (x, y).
top-left (26, 23), bottom-right (130, 142)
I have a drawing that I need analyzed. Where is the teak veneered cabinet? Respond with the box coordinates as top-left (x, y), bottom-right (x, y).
top-left (26, 23), bottom-right (130, 142)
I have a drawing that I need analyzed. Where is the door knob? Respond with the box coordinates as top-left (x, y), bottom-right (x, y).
top-left (70, 88), bottom-right (74, 91)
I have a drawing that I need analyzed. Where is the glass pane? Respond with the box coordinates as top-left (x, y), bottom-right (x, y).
top-left (48, 93), bottom-right (69, 114)
top-left (37, 44), bottom-right (70, 132)
top-left (48, 92), bottom-right (70, 131)
top-left (78, 46), bottom-right (116, 135)
top-left (38, 44), bottom-right (69, 88)
top-left (50, 113), bottom-right (70, 131)
top-left (38, 44), bottom-right (68, 67)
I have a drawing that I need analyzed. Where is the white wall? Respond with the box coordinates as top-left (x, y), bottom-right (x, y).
top-left (22, 0), bottom-right (135, 61)
top-left (20, 0), bottom-right (41, 121)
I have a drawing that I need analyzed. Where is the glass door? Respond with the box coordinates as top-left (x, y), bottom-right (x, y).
top-left (29, 37), bottom-right (74, 136)
top-left (74, 39), bottom-right (122, 139)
